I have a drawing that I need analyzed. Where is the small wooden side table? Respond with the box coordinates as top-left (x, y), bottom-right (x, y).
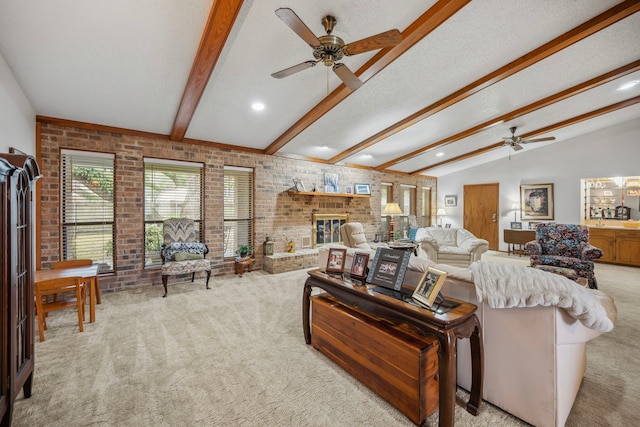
top-left (234, 257), bottom-right (253, 277)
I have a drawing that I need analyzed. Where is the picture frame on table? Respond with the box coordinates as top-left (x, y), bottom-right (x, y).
top-left (444, 195), bottom-right (457, 207)
top-left (520, 183), bottom-right (554, 220)
top-left (345, 185), bottom-right (353, 194)
top-left (293, 179), bottom-right (305, 192)
top-left (510, 221), bottom-right (522, 229)
top-left (412, 267), bottom-right (448, 307)
top-left (366, 247), bottom-right (411, 291)
top-left (325, 248), bottom-right (347, 273)
top-left (528, 221), bottom-right (540, 230)
top-left (354, 183), bottom-right (371, 195)
top-left (350, 252), bottom-right (369, 280)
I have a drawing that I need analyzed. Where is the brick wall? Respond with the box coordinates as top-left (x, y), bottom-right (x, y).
top-left (37, 121), bottom-right (436, 292)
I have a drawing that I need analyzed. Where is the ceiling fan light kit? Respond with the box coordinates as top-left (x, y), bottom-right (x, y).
top-left (272, 8), bottom-right (402, 91)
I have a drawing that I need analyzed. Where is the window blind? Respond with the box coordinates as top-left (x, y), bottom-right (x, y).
top-left (224, 167), bottom-right (253, 258)
top-left (61, 150), bottom-right (115, 273)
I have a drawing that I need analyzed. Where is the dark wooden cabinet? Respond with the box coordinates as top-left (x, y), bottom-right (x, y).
top-left (0, 154), bottom-right (40, 427)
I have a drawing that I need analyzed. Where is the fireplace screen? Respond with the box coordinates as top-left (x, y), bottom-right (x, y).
top-left (313, 214), bottom-right (348, 247)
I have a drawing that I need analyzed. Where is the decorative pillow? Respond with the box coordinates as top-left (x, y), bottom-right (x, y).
top-left (408, 228), bottom-right (418, 242)
top-left (174, 252), bottom-right (205, 261)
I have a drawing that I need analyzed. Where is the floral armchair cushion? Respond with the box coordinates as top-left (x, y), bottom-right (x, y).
top-left (524, 223), bottom-right (603, 289)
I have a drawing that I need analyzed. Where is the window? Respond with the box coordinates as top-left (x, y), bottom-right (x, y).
top-left (380, 183), bottom-right (392, 241)
top-left (144, 158), bottom-right (203, 267)
top-left (421, 187), bottom-right (432, 227)
top-left (224, 166), bottom-right (253, 258)
top-left (61, 150), bottom-right (114, 273)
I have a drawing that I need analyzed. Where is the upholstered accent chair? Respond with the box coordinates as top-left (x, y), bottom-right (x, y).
top-left (339, 222), bottom-right (372, 250)
top-left (160, 218), bottom-right (211, 297)
top-left (524, 223), bottom-right (603, 289)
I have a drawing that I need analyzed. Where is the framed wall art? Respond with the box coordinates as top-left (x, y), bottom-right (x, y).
top-left (444, 195), bottom-right (457, 207)
top-left (520, 183), bottom-right (554, 220)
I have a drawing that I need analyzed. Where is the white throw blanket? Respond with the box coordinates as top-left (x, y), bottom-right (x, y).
top-left (470, 261), bottom-right (616, 332)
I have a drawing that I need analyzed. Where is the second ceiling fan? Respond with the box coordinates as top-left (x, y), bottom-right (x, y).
top-left (271, 8), bottom-right (402, 91)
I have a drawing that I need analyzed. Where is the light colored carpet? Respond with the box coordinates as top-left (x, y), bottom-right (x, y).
top-left (12, 252), bottom-right (640, 426)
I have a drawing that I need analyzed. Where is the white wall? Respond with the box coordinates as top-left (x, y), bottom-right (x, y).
top-left (437, 117), bottom-right (640, 251)
top-left (0, 52), bottom-right (35, 154)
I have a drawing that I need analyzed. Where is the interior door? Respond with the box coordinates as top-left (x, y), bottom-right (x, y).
top-left (463, 183), bottom-right (499, 250)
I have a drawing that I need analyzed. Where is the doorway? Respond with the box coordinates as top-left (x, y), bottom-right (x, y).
top-left (463, 183), bottom-right (499, 250)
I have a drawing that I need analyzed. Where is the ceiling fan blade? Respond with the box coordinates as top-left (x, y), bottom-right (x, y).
top-left (342, 29), bottom-right (402, 56)
top-left (271, 61), bottom-right (317, 79)
top-left (332, 63), bottom-right (363, 91)
top-left (275, 8), bottom-right (321, 48)
top-left (522, 137), bottom-right (556, 143)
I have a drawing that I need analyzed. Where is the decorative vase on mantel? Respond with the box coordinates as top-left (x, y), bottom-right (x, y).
top-left (287, 240), bottom-right (296, 253)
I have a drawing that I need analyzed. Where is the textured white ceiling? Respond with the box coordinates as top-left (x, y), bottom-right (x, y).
top-left (0, 0), bottom-right (638, 176)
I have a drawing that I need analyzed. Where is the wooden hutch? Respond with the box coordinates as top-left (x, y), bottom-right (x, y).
top-left (0, 153), bottom-right (40, 427)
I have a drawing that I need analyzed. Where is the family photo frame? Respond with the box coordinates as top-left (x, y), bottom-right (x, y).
top-left (325, 248), bottom-right (347, 273)
top-left (366, 247), bottom-right (411, 291)
top-left (354, 183), bottom-right (371, 195)
top-left (293, 179), bottom-right (305, 192)
top-left (350, 252), bottom-right (369, 280)
top-left (412, 267), bottom-right (448, 307)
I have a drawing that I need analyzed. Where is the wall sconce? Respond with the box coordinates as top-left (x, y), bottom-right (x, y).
top-left (437, 208), bottom-right (446, 227)
top-left (384, 202), bottom-right (403, 241)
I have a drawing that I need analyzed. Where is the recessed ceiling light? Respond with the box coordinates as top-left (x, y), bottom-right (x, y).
top-left (318, 145), bottom-right (331, 150)
top-left (361, 154), bottom-right (372, 159)
top-left (617, 80), bottom-right (639, 91)
top-left (435, 151), bottom-right (445, 157)
top-left (251, 102), bottom-right (265, 111)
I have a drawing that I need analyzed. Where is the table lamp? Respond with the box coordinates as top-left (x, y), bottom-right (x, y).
top-left (383, 202), bottom-right (403, 241)
top-left (512, 203), bottom-right (520, 222)
top-left (437, 208), bottom-right (446, 227)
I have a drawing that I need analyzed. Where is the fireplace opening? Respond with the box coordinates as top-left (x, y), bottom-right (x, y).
top-left (313, 214), bottom-right (348, 248)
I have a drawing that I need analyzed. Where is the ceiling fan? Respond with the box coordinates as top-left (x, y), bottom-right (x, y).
top-left (271, 8), bottom-right (402, 91)
top-left (502, 126), bottom-right (556, 151)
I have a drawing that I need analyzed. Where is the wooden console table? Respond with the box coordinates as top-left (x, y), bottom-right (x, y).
top-left (504, 229), bottom-right (535, 256)
top-left (303, 269), bottom-right (483, 427)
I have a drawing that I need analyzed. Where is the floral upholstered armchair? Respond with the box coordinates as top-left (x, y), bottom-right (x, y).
top-left (524, 223), bottom-right (603, 289)
top-left (160, 218), bottom-right (211, 297)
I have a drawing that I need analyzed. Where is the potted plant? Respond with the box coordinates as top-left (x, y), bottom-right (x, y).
top-left (236, 244), bottom-right (253, 258)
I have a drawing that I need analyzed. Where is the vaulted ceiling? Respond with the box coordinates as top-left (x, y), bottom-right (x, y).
top-left (1, 0), bottom-right (639, 177)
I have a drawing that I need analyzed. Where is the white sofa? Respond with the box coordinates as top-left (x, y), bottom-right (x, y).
top-left (413, 227), bottom-right (488, 267)
top-left (314, 250), bottom-right (616, 427)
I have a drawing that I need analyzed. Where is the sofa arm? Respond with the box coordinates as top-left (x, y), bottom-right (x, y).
top-left (418, 237), bottom-right (439, 261)
top-left (582, 245), bottom-right (604, 261)
top-left (524, 240), bottom-right (541, 255)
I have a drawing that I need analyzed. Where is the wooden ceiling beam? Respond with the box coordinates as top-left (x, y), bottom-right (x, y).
top-left (376, 59), bottom-right (640, 170)
top-left (169, 0), bottom-right (244, 142)
top-left (329, 0), bottom-right (640, 165)
top-left (409, 95), bottom-right (640, 174)
top-left (264, 0), bottom-right (471, 156)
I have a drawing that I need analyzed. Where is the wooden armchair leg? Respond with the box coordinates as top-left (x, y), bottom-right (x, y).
top-left (205, 270), bottom-right (211, 289)
top-left (162, 275), bottom-right (168, 298)
top-left (191, 272), bottom-right (196, 282)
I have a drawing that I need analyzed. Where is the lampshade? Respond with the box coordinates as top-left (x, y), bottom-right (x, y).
top-left (437, 208), bottom-right (446, 216)
top-left (511, 203), bottom-right (520, 210)
top-left (383, 202), bottom-right (403, 215)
